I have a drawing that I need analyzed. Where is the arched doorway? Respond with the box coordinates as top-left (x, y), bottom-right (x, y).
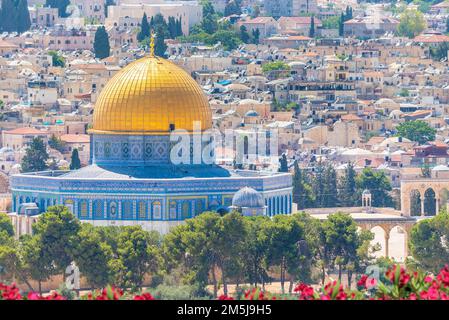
top-left (370, 226), bottom-right (387, 259)
top-left (410, 189), bottom-right (421, 216)
top-left (424, 188), bottom-right (436, 216)
top-left (388, 226), bottom-right (407, 262)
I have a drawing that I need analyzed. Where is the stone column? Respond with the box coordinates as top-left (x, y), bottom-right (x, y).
top-left (403, 230), bottom-right (409, 259)
top-left (421, 198), bottom-right (425, 217)
top-left (384, 231), bottom-right (390, 258)
top-left (436, 196), bottom-right (440, 215)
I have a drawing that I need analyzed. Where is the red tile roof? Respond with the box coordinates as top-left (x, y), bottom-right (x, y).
top-left (3, 127), bottom-right (46, 135)
top-left (414, 33), bottom-right (449, 43)
top-left (60, 134), bottom-right (90, 143)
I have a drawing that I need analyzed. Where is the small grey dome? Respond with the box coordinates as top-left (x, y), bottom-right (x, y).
top-left (232, 187), bottom-right (265, 208)
top-left (245, 110), bottom-right (259, 117)
top-left (362, 189), bottom-right (371, 195)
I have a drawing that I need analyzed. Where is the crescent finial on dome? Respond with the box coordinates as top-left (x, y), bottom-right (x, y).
top-left (150, 31), bottom-right (156, 57)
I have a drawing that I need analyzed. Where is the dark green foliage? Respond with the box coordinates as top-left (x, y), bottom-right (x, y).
top-left (0, 0), bottom-right (31, 33)
top-left (21, 137), bottom-right (49, 173)
top-left (45, 0), bottom-right (70, 18)
top-left (94, 26), bottom-right (111, 60)
top-left (137, 13), bottom-right (151, 42)
top-left (69, 149), bottom-right (81, 170)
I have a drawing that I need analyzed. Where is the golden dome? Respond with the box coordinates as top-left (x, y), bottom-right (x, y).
top-left (90, 56), bottom-right (212, 135)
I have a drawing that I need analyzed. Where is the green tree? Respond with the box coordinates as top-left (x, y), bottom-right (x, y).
top-left (262, 61), bottom-right (290, 73)
top-left (16, 0), bottom-right (31, 33)
top-left (239, 25), bottom-right (250, 43)
top-left (48, 51), bottom-right (65, 67)
top-left (309, 16), bottom-right (315, 38)
top-left (0, 212), bottom-right (14, 239)
top-left (93, 26), bottom-right (111, 60)
top-left (339, 12), bottom-right (345, 36)
top-left (430, 42), bottom-right (449, 61)
top-left (321, 213), bottom-right (363, 282)
top-left (32, 206), bottom-right (81, 277)
top-left (292, 161), bottom-right (314, 209)
top-left (224, 0), bottom-right (242, 16)
top-left (20, 234), bottom-right (55, 294)
top-left (397, 9), bottom-right (426, 38)
top-left (396, 120), bottom-right (436, 145)
top-left (154, 25), bottom-right (168, 57)
top-left (111, 226), bottom-right (162, 289)
top-left (322, 15), bottom-right (340, 29)
top-left (21, 137), bottom-right (49, 173)
top-left (323, 165), bottom-right (338, 207)
top-left (48, 134), bottom-right (65, 152)
top-left (262, 215), bottom-right (304, 294)
top-left (211, 29), bottom-right (241, 50)
top-left (410, 213), bottom-right (449, 273)
top-left (70, 148), bottom-right (81, 170)
top-left (242, 216), bottom-right (270, 288)
top-left (338, 162), bottom-right (358, 207)
top-left (72, 224), bottom-right (114, 289)
top-left (137, 13), bottom-right (151, 42)
top-left (0, 0), bottom-right (30, 33)
top-left (356, 168), bottom-right (393, 207)
top-left (217, 211), bottom-right (247, 296)
top-left (252, 28), bottom-right (260, 44)
top-left (163, 212), bottom-right (222, 297)
top-left (45, 0), bottom-right (70, 17)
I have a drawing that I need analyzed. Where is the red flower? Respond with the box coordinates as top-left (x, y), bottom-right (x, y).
top-left (133, 293), bottom-right (155, 300)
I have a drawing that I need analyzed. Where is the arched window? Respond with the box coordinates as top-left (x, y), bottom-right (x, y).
top-left (152, 201), bottom-right (162, 220)
top-left (194, 199), bottom-right (203, 216)
top-left (122, 201), bottom-right (133, 220)
top-left (79, 200), bottom-right (88, 218)
top-left (182, 202), bottom-right (190, 219)
top-left (93, 200), bottom-right (103, 219)
top-left (169, 201), bottom-right (177, 220)
top-left (109, 202), bottom-right (117, 219)
top-left (138, 201), bottom-right (146, 220)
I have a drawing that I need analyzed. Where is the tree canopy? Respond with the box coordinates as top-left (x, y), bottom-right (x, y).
top-left (396, 120), bottom-right (436, 145)
top-left (93, 26), bottom-right (111, 60)
top-left (21, 137), bottom-right (49, 173)
top-left (397, 9), bottom-right (426, 38)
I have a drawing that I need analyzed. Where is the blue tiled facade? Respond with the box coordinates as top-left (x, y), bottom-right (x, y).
top-left (10, 168), bottom-right (293, 222)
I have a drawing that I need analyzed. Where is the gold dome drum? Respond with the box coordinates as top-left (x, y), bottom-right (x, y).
top-left (91, 56), bottom-right (212, 135)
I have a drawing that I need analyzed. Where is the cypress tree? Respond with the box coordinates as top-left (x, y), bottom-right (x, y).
top-left (137, 12), bottom-right (150, 42)
top-left (176, 17), bottom-right (183, 37)
top-left (16, 0), bottom-right (31, 33)
top-left (93, 26), bottom-right (111, 59)
top-left (309, 16), bottom-right (315, 38)
top-left (252, 28), bottom-right (260, 44)
top-left (70, 149), bottom-right (81, 170)
top-left (0, 0), bottom-right (16, 32)
top-left (240, 25), bottom-right (250, 43)
top-left (154, 25), bottom-right (167, 57)
top-left (338, 162), bottom-right (358, 207)
top-left (168, 16), bottom-right (176, 39)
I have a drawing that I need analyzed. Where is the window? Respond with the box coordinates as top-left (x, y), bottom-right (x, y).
top-left (138, 201), bottom-right (146, 220)
top-left (122, 201), bottom-right (133, 219)
top-left (93, 200), bottom-right (103, 219)
top-left (79, 201), bottom-right (88, 218)
top-left (152, 201), bottom-right (162, 220)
